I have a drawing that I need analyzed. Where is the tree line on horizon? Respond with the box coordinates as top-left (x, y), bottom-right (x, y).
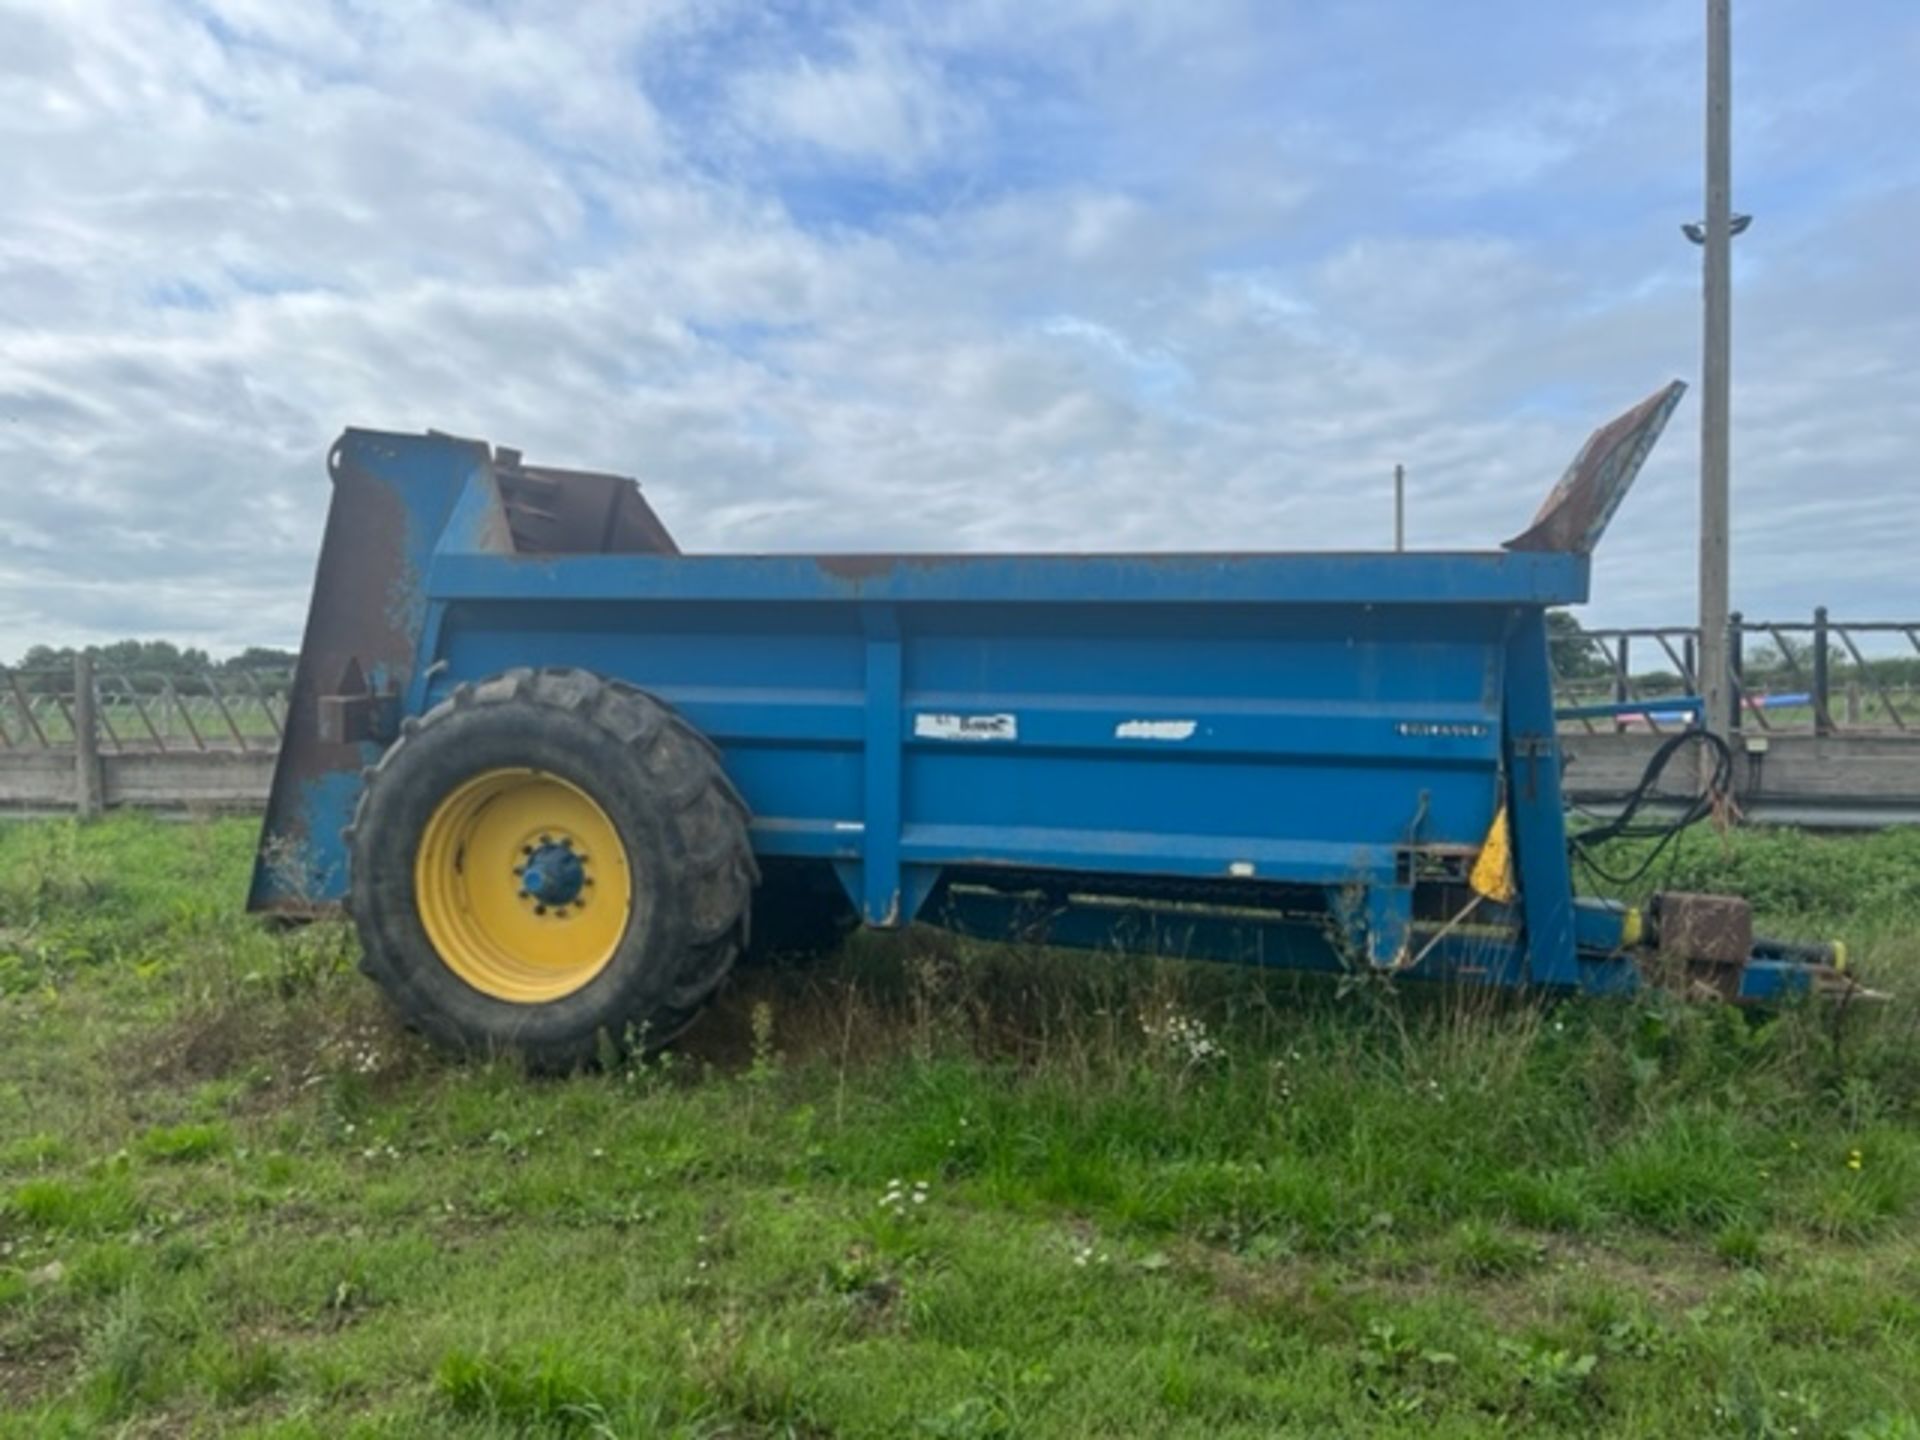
top-left (7, 639), bottom-right (298, 686)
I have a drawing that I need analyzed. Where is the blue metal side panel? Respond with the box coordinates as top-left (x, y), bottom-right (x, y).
top-left (428, 590), bottom-right (1514, 917)
top-left (897, 604), bottom-right (1505, 890)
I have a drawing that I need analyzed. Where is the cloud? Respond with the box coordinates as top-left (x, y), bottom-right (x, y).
top-left (1423, 105), bottom-right (1596, 197)
top-left (733, 26), bottom-right (978, 175)
top-left (0, 0), bottom-right (1917, 660)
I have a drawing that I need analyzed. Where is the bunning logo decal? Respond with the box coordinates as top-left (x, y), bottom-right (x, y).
top-left (914, 712), bottom-right (1018, 742)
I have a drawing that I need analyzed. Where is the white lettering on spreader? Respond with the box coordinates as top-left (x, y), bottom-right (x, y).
top-left (1115, 719), bottom-right (1198, 741)
top-left (1395, 721), bottom-right (1490, 739)
top-left (914, 712), bottom-right (1018, 742)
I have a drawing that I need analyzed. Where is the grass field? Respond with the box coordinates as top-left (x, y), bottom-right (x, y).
top-left (3, 817), bottom-right (1920, 1437)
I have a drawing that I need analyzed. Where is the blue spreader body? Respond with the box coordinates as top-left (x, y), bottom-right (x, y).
top-left (250, 384), bottom-right (1835, 1002)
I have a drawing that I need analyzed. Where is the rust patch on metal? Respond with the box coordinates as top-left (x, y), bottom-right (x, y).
top-left (809, 552), bottom-right (1307, 584)
top-left (813, 553), bottom-right (984, 583)
top-left (1505, 380), bottom-right (1686, 555)
top-left (316, 657), bottom-right (398, 745)
top-left (256, 443), bottom-right (420, 862)
top-left (495, 453), bottom-right (678, 556)
top-left (1654, 891), bottom-right (1753, 967)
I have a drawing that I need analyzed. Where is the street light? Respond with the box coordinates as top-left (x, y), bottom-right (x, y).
top-left (1681, 213), bottom-right (1752, 244)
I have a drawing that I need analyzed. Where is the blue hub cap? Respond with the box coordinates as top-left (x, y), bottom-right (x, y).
top-left (519, 840), bottom-right (586, 907)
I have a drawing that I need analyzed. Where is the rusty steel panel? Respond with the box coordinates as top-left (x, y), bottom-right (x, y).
top-left (494, 453), bottom-right (678, 556)
top-left (250, 439), bottom-right (442, 908)
top-left (1505, 380), bottom-right (1686, 555)
top-left (1654, 891), bottom-right (1754, 967)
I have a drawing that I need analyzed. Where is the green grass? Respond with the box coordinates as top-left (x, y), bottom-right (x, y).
top-left (3, 815), bottom-right (1920, 1435)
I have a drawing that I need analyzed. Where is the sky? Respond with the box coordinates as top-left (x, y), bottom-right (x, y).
top-left (1, 0), bottom-right (1916, 658)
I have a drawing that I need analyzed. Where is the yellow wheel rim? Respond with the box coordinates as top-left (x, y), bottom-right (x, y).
top-left (415, 768), bottom-right (633, 1003)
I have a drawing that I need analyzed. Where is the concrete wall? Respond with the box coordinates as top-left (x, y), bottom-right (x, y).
top-left (0, 748), bottom-right (276, 814)
top-left (1561, 731), bottom-right (1920, 827)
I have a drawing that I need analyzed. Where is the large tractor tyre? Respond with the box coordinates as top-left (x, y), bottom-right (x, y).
top-left (346, 667), bottom-right (756, 1071)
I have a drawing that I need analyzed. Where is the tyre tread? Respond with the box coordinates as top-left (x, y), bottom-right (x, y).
top-left (347, 667), bottom-right (755, 1067)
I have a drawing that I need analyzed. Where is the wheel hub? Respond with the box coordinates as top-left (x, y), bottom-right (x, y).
top-left (519, 839), bottom-right (587, 909)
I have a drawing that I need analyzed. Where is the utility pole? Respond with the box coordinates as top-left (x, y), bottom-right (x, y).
top-left (1697, 0), bottom-right (1734, 743)
top-left (1393, 464), bottom-right (1405, 552)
